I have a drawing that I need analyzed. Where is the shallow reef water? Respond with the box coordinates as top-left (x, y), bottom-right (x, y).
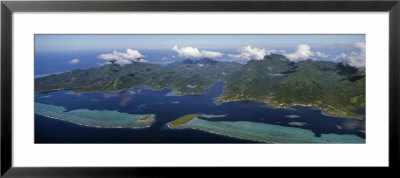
top-left (35, 102), bottom-right (155, 129)
top-left (170, 117), bottom-right (365, 143)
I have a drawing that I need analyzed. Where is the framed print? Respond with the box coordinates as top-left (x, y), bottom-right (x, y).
top-left (1, 0), bottom-right (399, 177)
top-left (32, 34), bottom-right (368, 144)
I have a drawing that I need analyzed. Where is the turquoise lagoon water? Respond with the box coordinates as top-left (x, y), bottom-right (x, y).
top-left (35, 102), bottom-right (155, 128)
top-left (169, 118), bottom-right (364, 143)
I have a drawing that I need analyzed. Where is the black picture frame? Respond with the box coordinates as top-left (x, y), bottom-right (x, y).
top-left (1, 0), bottom-right (399, 177)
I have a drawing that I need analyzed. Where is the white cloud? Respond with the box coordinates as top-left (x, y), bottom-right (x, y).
top-left (69, 58), bottom-right (79, 64)
top-left (172, 45), bottom-right (224, 58)
top-left (354, 41), bottom-right (366, 51)
top-left (333, 42), bottom-right (365, 69)
top-left (98, 49), bottom-right (147, 66)
top-left (200, 50), bottom-right (224, 58)
top-left (284, 44), bottom-right (329, 62)
top-left (160, 57), bottom-right (169, 60)
top-left (315, 52), bottom-right (330, 58)
top-left (228, 45), bottom-right (275, 61)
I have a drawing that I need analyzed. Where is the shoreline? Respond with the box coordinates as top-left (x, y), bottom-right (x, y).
top-left (36, 81), bottom-right (226, 97)
top-left (217, 97), bottom-right (364, 120)
top-left (36, 85), bottom-right (207, 96)
top-left (320, 110), bottom-right (365, 120)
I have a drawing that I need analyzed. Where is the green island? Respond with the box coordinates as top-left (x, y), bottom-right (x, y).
top-left (139, 115), bottom-right (152, 121)
top-left (35, 54), bottom-right (365, 119)
top-left (169, 114), bottom-right (201, 127)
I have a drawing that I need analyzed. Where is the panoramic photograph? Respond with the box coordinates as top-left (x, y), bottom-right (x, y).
top-left (34, 34), bottom-right (366, 143)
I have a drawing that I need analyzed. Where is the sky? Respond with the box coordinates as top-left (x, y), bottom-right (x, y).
top-left (35, 34), bottom-right (366, 69)
top-left (35, 34), bottom-right (364, 50)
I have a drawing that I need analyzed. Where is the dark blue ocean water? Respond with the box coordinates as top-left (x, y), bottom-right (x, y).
top-left (35, 82), bottom-right (365, 143)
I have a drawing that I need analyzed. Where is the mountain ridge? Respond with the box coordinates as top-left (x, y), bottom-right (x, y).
top-left (217, 54), bottom-right (365, 119)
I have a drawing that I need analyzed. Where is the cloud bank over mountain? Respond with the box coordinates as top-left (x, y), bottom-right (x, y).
top-left (228, 45), bottom-right (276, 61)
top-left (94, 42), bottom-right (366, 70)
top-left (332, 42), bottom-right (366, 69)
top-left (224, 43), bottom-right (364, 69)
top-left (172, 45), bottom-right (224, 58)
top-left (283, 44), bottom-right (329, 62)
top-left (98, 49), bottom-right (148, 66)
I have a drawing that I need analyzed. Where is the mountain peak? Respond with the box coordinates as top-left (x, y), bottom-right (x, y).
top-left (199, 58), bottom-right (218, 65)
top-left (181, 58), bottom-right (218, 65)
top-left (182, 59), bottom-right (196, 64)
top-left (264, 54), bottom-right (289, 62)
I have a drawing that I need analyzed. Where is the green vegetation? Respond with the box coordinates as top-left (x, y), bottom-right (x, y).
top-left (35, 58), bottom-right (242, 95)
top-left (167, 58), bottom-right (242, 82)
top-left (139, 115), bottom-right (152, 121)
top-left (218, 54), bottom-right (365, 119)
top-left (169, 114), bottom-right (201, 127)
top-left (35, 55), bottom-right (365, 119)
top-left (218, 54), bottom-right (293, 101)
